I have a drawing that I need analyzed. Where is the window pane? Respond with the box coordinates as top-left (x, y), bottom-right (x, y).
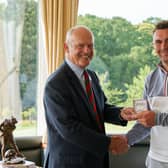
top-left (77, 0), bottom-right (163, 134)
top-left (0, 0), bottom-right (38, 137)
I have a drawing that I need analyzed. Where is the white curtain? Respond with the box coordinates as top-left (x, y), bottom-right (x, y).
top-left (37, 8), bottom-right (48, 135)
top-left (0, 1), bottom-right (25, 121)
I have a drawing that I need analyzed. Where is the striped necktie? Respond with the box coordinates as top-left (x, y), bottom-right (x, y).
top-left (83, 70), bottom-right (102, 130)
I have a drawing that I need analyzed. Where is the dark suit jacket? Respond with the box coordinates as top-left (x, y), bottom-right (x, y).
top-left (43, 61), bottom-right (127, 168)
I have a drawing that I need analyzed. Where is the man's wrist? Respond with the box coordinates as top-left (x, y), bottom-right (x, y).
top-left (119, 111), bottom-right (126, 121)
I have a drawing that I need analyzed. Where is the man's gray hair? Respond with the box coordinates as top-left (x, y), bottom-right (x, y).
top-left (65, 25), bottom-right (94, 44)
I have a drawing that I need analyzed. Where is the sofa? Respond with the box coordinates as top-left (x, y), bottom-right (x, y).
top-left (0, 136), bottom-right (149, 168)
top-left (109, 137), bottom-right (150, 168)
top-left (0, 136), bottom-right (44, 167)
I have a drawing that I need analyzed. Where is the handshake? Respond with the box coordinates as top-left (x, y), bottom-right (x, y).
top-left (109, 107), bottom-right (156, 155)
top-left (109, 135), bottom-right (129, 155)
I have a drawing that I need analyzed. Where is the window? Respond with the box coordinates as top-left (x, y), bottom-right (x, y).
top-left (78, 0), bottom-right (167, 134)
top-left (0, 0), bottom-right (38, 136)
top-left (0, 0), bottom-right (167, 137)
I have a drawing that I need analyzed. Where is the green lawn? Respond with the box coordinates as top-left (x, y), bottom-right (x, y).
top-left (13, 120), bottom-right (136, 137)
top-left (105, 121), bottom-right (136, 134)
top-left (14, 120), bottom-right (37, 137)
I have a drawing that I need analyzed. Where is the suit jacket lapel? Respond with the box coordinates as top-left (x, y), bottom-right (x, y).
top-left (64, 63), bottom-right (98, 124)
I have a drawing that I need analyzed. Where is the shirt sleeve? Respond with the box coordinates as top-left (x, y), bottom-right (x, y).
top-left (156, 112), bottom-right (168, 126)
top-left (126, 122), bottom-right (151, 146)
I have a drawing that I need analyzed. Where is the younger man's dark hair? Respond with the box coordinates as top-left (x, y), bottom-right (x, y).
top-left (153, 20), bottom-right (168, 33)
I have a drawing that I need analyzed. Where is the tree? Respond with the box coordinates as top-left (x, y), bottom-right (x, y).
top-left (124, 65), bottom-right (151, 106)
top-left (19, 0), bottom-right (38, 110)
top-left (88, 56), bottom-right (109, 74)
top-left (106, 45), bottom-right (158, 91)
top-left (78, 15), bottom-right (159, 105)
top-left (78, 15), bottom-right (138, 58)
top-left (135, 22), bottom-right (154, 50)
top-left (98, 71), bottom-right (124, 105)
top-left (142, 17), bottom-right (162, 25)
